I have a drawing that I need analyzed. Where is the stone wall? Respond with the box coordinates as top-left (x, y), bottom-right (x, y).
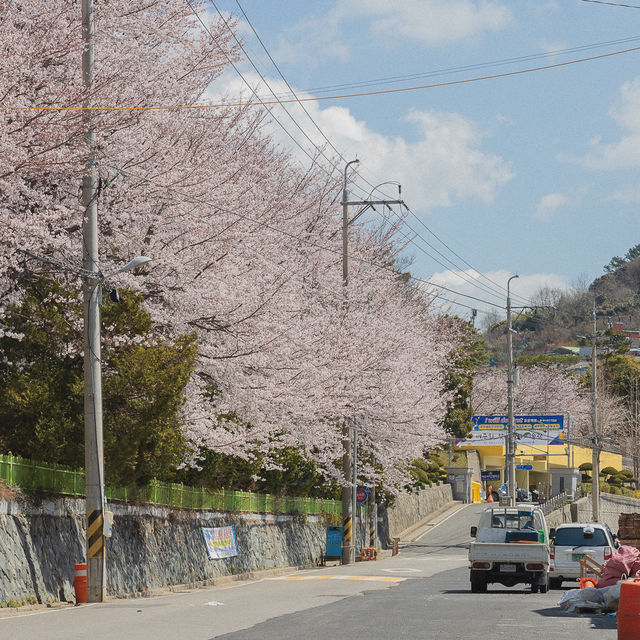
top-left (571, 493), bottom-right (640, 532)
top-left (0, 483), bottom-right (456, 603)
top-left (0, 497), bottom-right (327, 604)
top-left (378, 483), bottom-right (454, 547)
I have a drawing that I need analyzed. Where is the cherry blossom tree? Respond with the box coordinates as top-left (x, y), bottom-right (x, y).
top-left (0, 0), bottom-right (463, 487)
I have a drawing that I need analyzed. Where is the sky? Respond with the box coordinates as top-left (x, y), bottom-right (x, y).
top-left (207, 0), bottom-right (640, 322)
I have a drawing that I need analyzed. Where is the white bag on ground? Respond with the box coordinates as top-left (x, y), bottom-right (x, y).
top-left (558, 587), bottom-right (606, 613)
top-left (603, 583), bottom-right (622, 610)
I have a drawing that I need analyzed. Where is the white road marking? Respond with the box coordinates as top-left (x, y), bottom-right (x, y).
top-left (382, 568), bottom-right (422, 573)
top-left (413, 504), bottom-right (474, 542)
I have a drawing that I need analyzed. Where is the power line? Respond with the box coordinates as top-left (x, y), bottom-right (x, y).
top-left (4, 43), bottom-right (640, 112)
top-left (115, 166), bottom-right (507, 309)
top-left (253, 34), bottom-right (640, 99)
top-left (230, 1), bottom-right (525, 306)
top-left (580, 0), bottom-right (640, 7)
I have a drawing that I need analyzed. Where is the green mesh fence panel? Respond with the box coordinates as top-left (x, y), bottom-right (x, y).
top-left (0, 454), bottom-right (340, 515)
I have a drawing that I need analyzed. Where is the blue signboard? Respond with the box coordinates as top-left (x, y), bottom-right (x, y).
top-left (516, 464), bottom-right (534, 470)
top-left (481, 470), bottom-right (501, 481)
top-left (457, 414), bottom-right (565, 448)
top-left (326, 526), bottom-right (343, 557)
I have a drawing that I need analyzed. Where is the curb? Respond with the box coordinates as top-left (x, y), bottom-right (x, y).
top-left (395, 500), bottom-right (466, 543)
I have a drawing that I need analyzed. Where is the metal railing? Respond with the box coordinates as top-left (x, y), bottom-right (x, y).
top-left (0, 454), bottom-right (340, 516)
top-left (539, 485), bottom-right (583, 515)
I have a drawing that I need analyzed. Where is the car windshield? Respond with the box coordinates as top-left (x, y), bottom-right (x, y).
top-left (554, 527), bottom-right (608, 546)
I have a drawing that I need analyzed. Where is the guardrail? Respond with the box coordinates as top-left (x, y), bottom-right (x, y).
top-left (0, 453), bottom-right (340, 516)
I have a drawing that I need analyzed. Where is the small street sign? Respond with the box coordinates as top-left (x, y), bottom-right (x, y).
top-left (356, 487), bottom-right (369, 503)
top-left (516, 464), bottom-right (533, 470)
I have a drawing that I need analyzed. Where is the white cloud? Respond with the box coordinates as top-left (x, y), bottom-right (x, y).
top-left (425, 269), bottom-right (570, 319)
top-left (579, 76), bottom-right (640, 169)
top-left (534, 192), bottom-right (569, 221)
top-left (272, 0), bottom-right (511, 65)
top-left (347, 0), bottom-right (512, 47)
top-left (207, 72), bottom-right (514, 213)
top-left (607, 186), bottom-right (640, 203)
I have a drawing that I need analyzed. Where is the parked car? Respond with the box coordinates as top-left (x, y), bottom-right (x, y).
top-left (548, 523), bottom-right (618, 589)
top-left (469, 505), bottom-right (550, 593)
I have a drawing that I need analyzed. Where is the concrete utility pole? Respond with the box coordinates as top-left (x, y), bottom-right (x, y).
top-left (340, 160), bottom-right (404, 564)
top-left (341, 159), bottom-right (358, 565)
top-left (506, 275), bottom-right (519, 506)
top-left (82, 0), bottom-right (106, 602)
top-left (591, 298), bottom-right (600, 522)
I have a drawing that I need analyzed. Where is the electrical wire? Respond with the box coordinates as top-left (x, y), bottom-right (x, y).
top-left (252, 34), bottom-right (640, 99)
top-left (114, 165), bottom-right (507, 309)
top-left (3, 43), bottom-right (640, 112)
top-left (580, 0), bottom-right (640, 8)
top-left (229, 1), bottom-right (523, 306)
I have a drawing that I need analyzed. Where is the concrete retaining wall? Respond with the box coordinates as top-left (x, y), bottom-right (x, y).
top-left (0, 497), bottom-right (327, 604)
top-left (0, 483), bottom-right (455, 603)
top-left (378, 483), bottom-right (454, 547)
top-left (572, 493), bottom-right (640, 532)
top-left (545, 493), bottom-right (640, 532)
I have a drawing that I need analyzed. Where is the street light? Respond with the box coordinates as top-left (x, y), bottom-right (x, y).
top-left (19, 248), bottom-right (151, 600)
top-left (506, 274), bottom-right (519, 506)
top-left (340, 159), bottom-right (403, 564)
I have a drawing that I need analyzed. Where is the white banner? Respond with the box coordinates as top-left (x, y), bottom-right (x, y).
top-left (201, 526), bottom-right (239, 559)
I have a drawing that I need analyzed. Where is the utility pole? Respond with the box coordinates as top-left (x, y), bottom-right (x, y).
top-left (340, 159), bottom-right (403, 564)
top-left (591, 298), bottom-right (600, 523)
top-left (506, 275), bottom-right (519, 506)
top-left (341, 159), bottom-right (358, 565)
top-left (82, 0), bottom-right (105, 601)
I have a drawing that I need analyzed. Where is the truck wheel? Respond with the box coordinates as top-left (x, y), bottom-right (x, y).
top-left (539, 582), bottom-right (548, 594)
top-left (549, 578), bottom-right (562, 590)
top-left (471, 577), bottom-right (487, 593)
top-left (531, 584), bottom-right (539, 593)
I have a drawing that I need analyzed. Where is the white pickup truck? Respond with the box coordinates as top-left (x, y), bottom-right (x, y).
top-left (468, 505), bottom-right (550, 593)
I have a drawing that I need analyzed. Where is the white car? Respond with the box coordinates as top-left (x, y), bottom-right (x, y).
top-left (549, 523), bottom-right (618, 589)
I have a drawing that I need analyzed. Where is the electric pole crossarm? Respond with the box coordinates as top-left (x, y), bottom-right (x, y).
top-left (341, 200), bottom-right (405, 207)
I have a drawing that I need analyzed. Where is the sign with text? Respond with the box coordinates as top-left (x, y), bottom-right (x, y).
top-left (201, 526), bottom-right (239, 560)
top-left (457, 415), bottom-right (565, 448)
top-left (481, 470), bottom-right (501, 482)
top-left (356, 487), bottom-right (369, 503)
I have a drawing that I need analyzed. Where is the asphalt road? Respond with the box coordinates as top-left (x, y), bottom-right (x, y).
top-left (0, 503), bottom-right (619, 639)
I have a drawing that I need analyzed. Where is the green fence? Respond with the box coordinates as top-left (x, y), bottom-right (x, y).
top-left (0, 454), bottom-right (340, 516)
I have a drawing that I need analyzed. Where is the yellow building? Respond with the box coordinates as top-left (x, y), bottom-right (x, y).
top-left (455, 439), bottom-right (621, 497)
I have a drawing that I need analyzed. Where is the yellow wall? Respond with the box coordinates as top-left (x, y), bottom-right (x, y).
top-left (457, 442), bottom-right (622, 473)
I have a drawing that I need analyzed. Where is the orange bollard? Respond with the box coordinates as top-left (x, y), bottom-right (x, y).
top-left (73, 563), bottom-right (87, 604)
top-left (618, 579), bottom-right (640, 640)
top-left (487, 485), bottom-right (494, 503)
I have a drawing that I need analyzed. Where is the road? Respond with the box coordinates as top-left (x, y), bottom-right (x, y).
top-left (0, 503), bottom-right (617, 639)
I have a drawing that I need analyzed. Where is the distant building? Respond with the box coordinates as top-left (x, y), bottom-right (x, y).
top-left (610, 322), bottom-right (640, 356)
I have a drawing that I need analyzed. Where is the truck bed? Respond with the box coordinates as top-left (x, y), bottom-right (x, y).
top-left (469, 541), bottom-right (549, 564)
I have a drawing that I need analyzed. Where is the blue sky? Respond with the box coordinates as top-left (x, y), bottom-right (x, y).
top-left (209, 0), bottom-right (640, 320)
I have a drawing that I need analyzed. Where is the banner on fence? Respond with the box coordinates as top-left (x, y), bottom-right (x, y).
top-left (201, 526), bottom-right (239, 559)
